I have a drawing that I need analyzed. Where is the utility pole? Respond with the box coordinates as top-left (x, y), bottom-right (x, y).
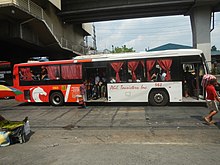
top-left (93, 23), bottom-right (97, 53)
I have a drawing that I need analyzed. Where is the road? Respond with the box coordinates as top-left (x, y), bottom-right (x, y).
top-left (1, 100), bottom-right (220, 165)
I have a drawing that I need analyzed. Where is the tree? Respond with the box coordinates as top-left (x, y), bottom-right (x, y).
top-left (112, 45), bottom-right (135, 53)
top-left (211, 45), bottom-right (217, 51)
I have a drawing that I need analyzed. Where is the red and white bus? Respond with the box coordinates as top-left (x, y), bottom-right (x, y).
top-left (13, 60), bottom-right (82, 105)
top-left (13, 49), bottom-right (208, 106)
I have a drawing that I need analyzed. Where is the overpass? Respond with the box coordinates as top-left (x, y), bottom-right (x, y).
top-left (60, 0), bottom-right (220, 23)
top-left (60, 0), bottom-right (220, 69)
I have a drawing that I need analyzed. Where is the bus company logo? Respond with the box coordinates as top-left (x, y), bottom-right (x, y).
top-left (109, 85), bottom-right (147, 90)
top-left (109, 85), bottom-right (119, 90)
top-left (29, 87), bottom-right (47, 102)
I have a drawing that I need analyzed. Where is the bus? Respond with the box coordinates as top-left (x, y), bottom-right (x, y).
top-left (0, 61), bottom-right (12, 86)
top-left (13, 49), bottom-right (208, 106)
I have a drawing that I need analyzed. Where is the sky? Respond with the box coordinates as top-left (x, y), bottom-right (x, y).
top-left (94, 12), bottom-right (220, 52)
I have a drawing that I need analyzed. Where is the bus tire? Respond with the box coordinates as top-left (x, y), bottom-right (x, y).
top-left (149, 89), bottom-right (169, 106)
top-left (50, 92), bottom-right (64, 106)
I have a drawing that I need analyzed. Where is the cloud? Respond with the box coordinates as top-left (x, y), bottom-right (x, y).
top-left (123, 35), bottom-right (146, 51)
top-left (95, 12), bottom-right (220, 52)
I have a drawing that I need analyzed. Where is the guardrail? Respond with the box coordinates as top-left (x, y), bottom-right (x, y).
top-left (1, 0), bottom-right (86, 53)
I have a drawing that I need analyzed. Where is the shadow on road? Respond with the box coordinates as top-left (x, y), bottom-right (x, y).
top-left (214, 122), bottom-right (220, 129)
top-left (15, 101), bottom-right (206, 107)
top-left (191, 115), bottom-right (220, 129)
top-left (190, 115), bottom-right (204, 122)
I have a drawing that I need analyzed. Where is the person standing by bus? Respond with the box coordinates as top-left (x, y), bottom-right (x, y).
top-left (204, 78), bottom-right (220, 124)
top-left (80, 81), bottom-right (87, 108)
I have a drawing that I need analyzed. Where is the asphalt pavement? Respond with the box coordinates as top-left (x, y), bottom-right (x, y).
top-left (1, 99), bottom-right (220, 164)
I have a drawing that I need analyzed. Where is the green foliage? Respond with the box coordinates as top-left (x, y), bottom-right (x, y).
top-left (211, 45), bottom-right (217, 51)
top-left (211, 67), bottom-right (217, 75)
top-left (112, 45), bottom-right (135, 53)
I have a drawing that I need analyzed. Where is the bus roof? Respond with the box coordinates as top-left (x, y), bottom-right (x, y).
top-left (14, 49), bottom-right (204, 67)
top-left (74, 49), bottom-right (203, 62)
top-left (14, 59), bottom-right (75, 67)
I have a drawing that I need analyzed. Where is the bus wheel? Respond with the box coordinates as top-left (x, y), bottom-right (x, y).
top-left (50, 92), bottom-right (64, 106)
top-left (149, 90), bottom-right (169, 106)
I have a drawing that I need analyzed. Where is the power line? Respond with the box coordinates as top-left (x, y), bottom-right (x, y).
top-left (96, 23), bottom-right (220, 33)
top-left (95, 17), bottom-right (191, 26)
top-left (96, 23), bottom-right (190, 31)
top-left (97, 29), bottom-right (191, 36)
top-left (96, 24), bottom-right (220, 37)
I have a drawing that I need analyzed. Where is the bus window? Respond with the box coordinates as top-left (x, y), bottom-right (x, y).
top-left (61, 63), bottom-right (82, 80)
top-left (127, 60), bottom-right (145, 82)
top-left (109, 61), bottom-right (126, 83)
top-left (170, 58), bottom-right (180, 81)
top-left (46, 65), bottom-right (60, 80)
top-left (148, 59), bottom-right (173, 82)
top-left (19, 67), bottom-right (34, 81)
top-left (19, 65), bottom-right (62, 86)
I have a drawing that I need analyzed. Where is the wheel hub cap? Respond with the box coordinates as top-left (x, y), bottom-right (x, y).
top-left (154, 93), bottom-right (163, 103)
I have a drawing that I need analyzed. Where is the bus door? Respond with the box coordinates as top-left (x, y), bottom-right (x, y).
top-left (182, 62), bottom-right (205, 100)
top-left (83, 65), bottom-right (107, 101)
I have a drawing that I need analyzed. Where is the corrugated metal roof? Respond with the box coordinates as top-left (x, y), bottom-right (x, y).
top-left (211, 50), bottom-right (220, 56)
top-left (148, 43), bottom-right (220, 56)
top-left (148, 43), bottom-right (192, 51)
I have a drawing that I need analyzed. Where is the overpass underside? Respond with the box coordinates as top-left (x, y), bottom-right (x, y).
top-left (60, 0), bottom-right (220, 23)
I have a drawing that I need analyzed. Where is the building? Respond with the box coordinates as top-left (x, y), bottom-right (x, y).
top-left (148, 43), bottom-right (192, 51)
top-left (0, 0), bottom-right (94, 62)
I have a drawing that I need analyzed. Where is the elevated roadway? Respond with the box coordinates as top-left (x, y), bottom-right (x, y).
top-left (60, 0), bottom-right (220, 23)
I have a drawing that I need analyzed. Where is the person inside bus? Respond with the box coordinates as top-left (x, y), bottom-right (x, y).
top-left (41, 66), bottom-right (49, 80)
top-left (127, 71), bottom-right (132, 82)
top-left (161, 71), bottom-right (167, 81)
top-left (183, 66), bottom-right (194, 97)
top-left (19, 71), bottom-right (24, 80)
top-left (101, 81), bottom-right (107, 98)
top-left (95, 74), bottom-right (100, 85)
top-left (151, 68), bottom-right (162, 82)
top-left (110, 77), bottom-right (116, 83)
top-left (136, 75), bottom-right (141, 82)
top-left (97, 81), bottom-right (102, 98)
top-left (31, 69), bottom-right (39, 80)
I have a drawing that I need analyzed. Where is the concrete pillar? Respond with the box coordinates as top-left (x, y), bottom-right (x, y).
top-left (190, 6), bottom-right (212, 71)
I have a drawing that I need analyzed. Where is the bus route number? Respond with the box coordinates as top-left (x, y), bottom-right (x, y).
top-left (155, 83), bottom-right (162, 87)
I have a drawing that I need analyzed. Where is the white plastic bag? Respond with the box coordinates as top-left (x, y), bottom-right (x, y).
top-left (24, 121), bottom-right (30, 136)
